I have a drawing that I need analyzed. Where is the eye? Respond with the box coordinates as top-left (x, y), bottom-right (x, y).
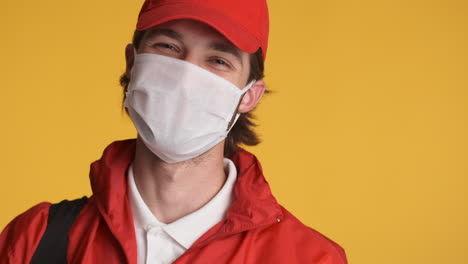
top-left (154, 42), bottom-right (179, 52)
top-left (214, 58), bottom-right (226, 65)
top-left (210, 57), bottom-right (232, 70)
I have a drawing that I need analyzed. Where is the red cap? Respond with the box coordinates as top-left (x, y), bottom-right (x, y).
top-left (136, 0), bottom-right (269, 60)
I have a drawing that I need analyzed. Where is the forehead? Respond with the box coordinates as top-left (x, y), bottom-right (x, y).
top-left (148, 19), bottom-right (226, 40)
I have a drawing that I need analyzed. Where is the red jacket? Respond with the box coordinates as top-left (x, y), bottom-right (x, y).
top-left (0, 139), bottom-right (347, 263)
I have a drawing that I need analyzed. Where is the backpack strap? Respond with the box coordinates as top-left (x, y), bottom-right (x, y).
top-left (30, 196), bottom-right (88, 264)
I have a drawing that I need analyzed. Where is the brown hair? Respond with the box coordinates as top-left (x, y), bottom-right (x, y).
top-left (120, 30), bottom-right (267, 158)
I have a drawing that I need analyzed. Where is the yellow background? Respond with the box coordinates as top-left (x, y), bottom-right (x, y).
top-left (1, 0), bottom-right (467, 263)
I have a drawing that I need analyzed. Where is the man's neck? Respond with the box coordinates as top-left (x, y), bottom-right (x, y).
top-left (132, 138), bottom-right (227, 224)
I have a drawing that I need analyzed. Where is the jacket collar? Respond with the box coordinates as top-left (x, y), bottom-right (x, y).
top-left (127, 158), bottom-right (238, 250)
top-left (89, 139), bottom-right (283, 251)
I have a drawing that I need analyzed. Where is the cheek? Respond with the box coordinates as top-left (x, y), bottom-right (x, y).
top-left (206, 69), bottom-right (246, 89)
top-left (225, 71), bottom-right (249, 89)
top-left (239, 66), bottom-right (251, 88)
top-left (240, 56), bottom-right (251, 86)
top-left (137, 45), bottom-right (158, 55)
top-left (225, 55), bottom-right (251, 88)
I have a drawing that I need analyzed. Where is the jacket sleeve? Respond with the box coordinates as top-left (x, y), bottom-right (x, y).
top-left (0, 202), bottom-right (51, 264)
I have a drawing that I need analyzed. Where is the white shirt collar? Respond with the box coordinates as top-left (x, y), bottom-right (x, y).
top-left (128, 158), bottom-right (237, 249)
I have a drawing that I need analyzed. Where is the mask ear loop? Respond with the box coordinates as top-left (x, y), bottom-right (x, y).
top-left (226, 80), bottom-right (256, 134)
top-left (226, 113), bottom-right (241, 134)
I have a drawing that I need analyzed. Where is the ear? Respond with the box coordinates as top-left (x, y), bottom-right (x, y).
top-left (237, 80), bottom-right (266, 113)
top-left (125, 44), bottom-right (135, 78)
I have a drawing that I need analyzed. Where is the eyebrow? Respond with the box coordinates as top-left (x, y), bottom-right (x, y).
top-left (209, 42), bottom-right (243, 66)
top-left (145, 28), bottom-right (183, 41)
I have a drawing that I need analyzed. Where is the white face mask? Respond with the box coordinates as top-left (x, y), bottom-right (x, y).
top-left (124, 53), bottom-right (254, 163)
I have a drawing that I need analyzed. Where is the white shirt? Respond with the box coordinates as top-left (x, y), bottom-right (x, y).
top-left (127, 158), bottom-right (238, 264)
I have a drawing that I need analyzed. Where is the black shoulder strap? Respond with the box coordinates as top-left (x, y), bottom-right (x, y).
top-left (30, 196), bottom-right (88, 264)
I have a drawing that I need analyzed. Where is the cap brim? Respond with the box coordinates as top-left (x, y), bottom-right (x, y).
top-left (137, 3), bottom-right (261, 55)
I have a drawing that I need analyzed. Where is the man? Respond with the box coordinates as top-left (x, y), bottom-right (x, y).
top-left (0, 0), bottom-right (347, 263)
